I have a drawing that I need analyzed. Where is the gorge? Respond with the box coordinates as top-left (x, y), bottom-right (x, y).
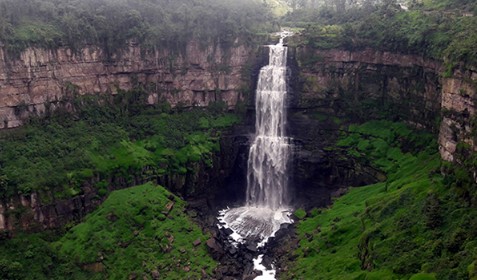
top-left (0, 0), bottom-right (476, 279)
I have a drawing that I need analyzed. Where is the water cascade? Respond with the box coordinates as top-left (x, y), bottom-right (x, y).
top-left (219, 31), bottom-right (293, 250)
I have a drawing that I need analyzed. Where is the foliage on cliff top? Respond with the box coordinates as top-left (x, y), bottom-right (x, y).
top-left (284, 0), bottom-right (477, 67)
top-left (0, 89), bottom-right (240, 200)
top-left (0, 0), bottom-right (276, 55)
top-left (0, 183), bottom-right (216, 279)
top-left (285, 120), bottom-right (477, 279)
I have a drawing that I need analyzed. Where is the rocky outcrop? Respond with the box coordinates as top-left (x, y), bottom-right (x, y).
top-left (439, 67), bottom-right (477, 161)
top-left (290, 47), bottom-right (476, 162)
top-left (0, 39), bottom-right (259, 128)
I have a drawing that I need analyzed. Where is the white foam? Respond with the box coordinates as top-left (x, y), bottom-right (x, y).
top-left (253, 255), bottom-right (276, 280)
top-left (218, 206), bottom-right (292, 248)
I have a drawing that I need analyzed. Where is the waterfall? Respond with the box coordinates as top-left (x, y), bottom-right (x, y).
top-left (246, 39), bottom-right (290, 210)
top-left (218, 31), bottom-right (293, 248)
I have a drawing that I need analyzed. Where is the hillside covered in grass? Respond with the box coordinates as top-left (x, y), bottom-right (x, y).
top-left (285, 120), bottom-right (477, 279)
top-left (0, 183), bottom-right (216, 279)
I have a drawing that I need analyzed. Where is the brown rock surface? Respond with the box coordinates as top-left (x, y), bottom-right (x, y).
top-left (0, 40), bottom-right (257, 128)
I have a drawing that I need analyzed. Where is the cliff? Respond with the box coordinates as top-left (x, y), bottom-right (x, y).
top-left (0, 40), bottom-right (258, 128)
top-left (291, 47), bottom-right (476, 163)
top-left (439, 67), bottom-right (477, 162)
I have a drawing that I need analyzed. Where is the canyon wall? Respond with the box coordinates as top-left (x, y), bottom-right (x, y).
top-left (439, 67), bottom-right (477, 161)
top-left (1, 40), bottom-right (476, 233)
top-left (0, 40), bottom-right (259, 129)
top-left (291, 47), bottom-right (476, 162)
top-left (0, 40), bottom-right (266, 233)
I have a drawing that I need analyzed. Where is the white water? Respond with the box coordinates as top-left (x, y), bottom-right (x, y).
top-left (253, 254), bottom-right (276, 280)
top-left (219, 31), bottom-right (293, 258)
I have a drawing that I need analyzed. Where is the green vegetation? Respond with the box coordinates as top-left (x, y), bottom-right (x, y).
top-left (0, 89), bottom-right (240, 200)
top-left (286, 120), bottom-right (477, 279)
top-left (0, 183), bottom-right (216, 279)
top-left (284, 0), bottom-right (477, 67)
top-left (0, 0), bottom-right (276, 55)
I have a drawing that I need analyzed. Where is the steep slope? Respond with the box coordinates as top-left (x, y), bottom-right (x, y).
top-left (284, 121), bottom-right (477, 279)
top-left (0, 183), bottom-right (216, 279)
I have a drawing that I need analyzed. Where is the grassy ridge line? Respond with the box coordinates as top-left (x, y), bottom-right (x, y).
top-left (0, 183), bottom-right (216, 279)
top-left (286, 120), bottom-right (477, 279)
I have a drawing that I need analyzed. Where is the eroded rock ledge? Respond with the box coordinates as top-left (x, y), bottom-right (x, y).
top-left (0, 39), bottom-right (260, 128)
top-left (290, 47), bottom-right (476, 163)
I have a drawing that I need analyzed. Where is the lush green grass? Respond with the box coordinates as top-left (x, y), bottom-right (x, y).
top-left (0, 183), bottom-right (216, 279)
top-left (0, 90), bottom-right (240, 200)
top-left (286, 120), bottom-right (477, 279)
top-left (56, 182), bottom-right (215, 279)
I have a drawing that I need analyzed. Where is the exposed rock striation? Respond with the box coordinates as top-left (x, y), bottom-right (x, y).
top-left (290, 47), bottom-right (476, 163)
top-left (291, 48), bottom-right (442, 130)
top-left (0, 40), bottom-right (259, 128)
top-left (439, 67), bottom-right (477, 161)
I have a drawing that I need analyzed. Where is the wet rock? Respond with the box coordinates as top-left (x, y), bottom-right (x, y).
top-left (206, 238), bottom-right (224, 254)
top-left (222, 227), bottom-right (233, 236)
top-left (261, 255), bottom-right (273, 270)
top-left (242, 262), bottom-right (259, 280)
top-left (245, 243), bottom-right (257, 252)
top-left (243, 253), bottom-right (254, 261)
top-left (280, 222), bottom-right (290, 230)
top-left (243, 271), bottom-right (262, 280)
top-left (228, 247), bottom-right (237, 255)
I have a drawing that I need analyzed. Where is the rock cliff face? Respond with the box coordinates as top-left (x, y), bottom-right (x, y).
top-left (0, 40), bottom-right (258, 128)
top-left (0, 39), bottom-right (268, 234)
top-left (291, 48), bottom-right (443, 130)
top-left (290, 47), bottom-right (476, 162)
top-left (439, 67), bottom-right (477, 161)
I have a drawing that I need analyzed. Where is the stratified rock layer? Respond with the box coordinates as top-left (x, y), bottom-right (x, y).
top-left (290, 47), bottom-right (476, 163)
top-left (0, 40), bottom-right (258, 128)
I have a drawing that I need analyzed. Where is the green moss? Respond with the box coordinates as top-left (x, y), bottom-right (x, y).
top-left (409, 273), bottom-right (436, 280)
top-left (294, 208), bottom-right (307, 220)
